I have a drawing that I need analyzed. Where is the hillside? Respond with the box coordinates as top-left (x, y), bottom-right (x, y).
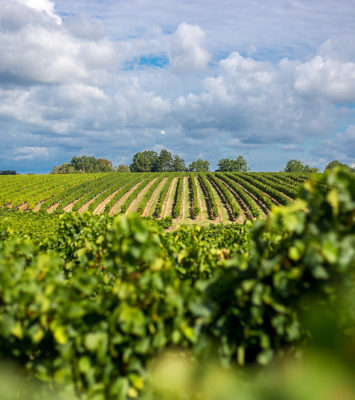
top-left (0, 172), bottom-right (311, 227)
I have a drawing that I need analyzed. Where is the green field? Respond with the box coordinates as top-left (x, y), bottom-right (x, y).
top-left (0, 169), bottom-right (354, 399)
top-left (0, 172), bottom-right (311, 229)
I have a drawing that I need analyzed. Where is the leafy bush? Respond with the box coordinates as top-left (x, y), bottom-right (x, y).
top-left (0, 169), bottom-right (353, 399)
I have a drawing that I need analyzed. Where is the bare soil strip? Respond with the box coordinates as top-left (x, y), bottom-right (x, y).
top-left (33, 203), bottom-right (42, 212)
top-left (63, 198), bottom-right (80, 213)
top-left (126, 178), bottom-right (157, 214)
top-left (162, 177), bottom-right (178, 218)
top-left (194, 176), bottom-right (208, 221)
top-left (109, 181), bottom-right (144, 216)
top-left (175, 176), bottom-right (188, 222)
top-left (93, 189), bottom-right (121, 215)
top-left (142, 178), bottom-right (167, 217)
top-left (78, 190), bottom-right (108, 214)
top-left (207, 177), bottom-right (235, 222)
top-left (18, 202), bottom-right (28, 211)
top-left (47, 202), bottom-right (59, 213)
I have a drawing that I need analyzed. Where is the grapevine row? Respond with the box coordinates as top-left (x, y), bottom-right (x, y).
top-left (216, 173), bottom-right (260, 218)
top-left (198, 175), bottom-right (218, 219)
top-left (207, 173), bottom-right (240, 218)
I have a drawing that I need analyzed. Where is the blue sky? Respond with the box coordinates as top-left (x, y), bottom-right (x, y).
top-left (0, 0), bottom-right (354, 173)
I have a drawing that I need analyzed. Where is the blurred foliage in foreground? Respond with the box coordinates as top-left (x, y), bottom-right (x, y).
top-left (0, 169), bottom-right (354, 399)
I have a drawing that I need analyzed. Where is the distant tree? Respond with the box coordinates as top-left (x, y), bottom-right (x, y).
top-left (51, 156), bottom-right (114, 174)
top-left (284, 159), bottom-right (306, 173)
top-left (217, 155), bottom-right (249, 172)
top-left (130, 151), bottom-right (159, 172)
top-left (51, 163), bottom-right (75, 174)
top-left (303, 165), bottom-right (319, 173)
top-left (116, 164), bottom-right (130, 172)
top-left (172, 155), bottom-right (186, 171)
top-left (284, 159), bottom-right (320, 173)
top-left (153, 150), bottom-right (174, 172)
top-left (235, 155), bottom-right (249, 172)
top-left (0, 170), bottom-right (17, 175)
top-left (325, 160), bottom-right (352, 172)
top-left (97, 158), bottom-right (114, 172)
top-left (188, 159), bottom-right (210, 172)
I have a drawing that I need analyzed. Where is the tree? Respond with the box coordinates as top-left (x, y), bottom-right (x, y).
top-left (188, 159), bottom-right (210, 172)
top-left (235, 155), bottom-right (249, 172)
top-left (51, 156), bottom-right (114, 174)
top-left (284, 159), bottom-right (306, 173)
top-left (130, 151), bottom-right (159, 172)
top-left (116, 164), bottom-right (130, 173)
top-left (97, 159), bottom-right (114, 172)
top-left (325, 160), bottom-right (352, 172)
top-left (153, 150), bottom-right (174, 172)
top-left (303, 165), bottom-right (319, 173)
top-left (51, 163), bottom-right (75, 174)
top-left (172, 155), bottom-right (186, 171)
top-left (217, 155), bottom-right (248, 172)
top-left (0, 170), bottom-right (17, 175)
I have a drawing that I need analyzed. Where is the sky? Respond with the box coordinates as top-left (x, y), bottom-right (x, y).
top-left (0, 0), bottom-right (354, 173)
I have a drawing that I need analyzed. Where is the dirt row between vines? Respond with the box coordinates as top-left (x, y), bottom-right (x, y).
top-left (109, 181), bottom-right (144, 215)
top-left (126, 178), bottom-right (158, 214)
top-left (142, 178), bottom-right (167, 217)
top-left (78, 189), bottom-right (108, 214)
top-left (161, 177), bottom-right (178, 218)
top-left (93, 187), bottom-right (123, 215)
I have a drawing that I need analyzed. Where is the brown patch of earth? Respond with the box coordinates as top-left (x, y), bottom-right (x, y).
top-left (78, 190), bottom-right (108, 214)
top-left (142, 178), bottom-right (167, 217)
top-left (161, 177), bottom-right (178, 218)
top-left (126, 178), bottom-right (157, 214)
top-left (109, 181), bottom-right (145, 216)
top-left (93, 189), bottom-right (121, 215)
top-left (18, 202), bottom-right (28, 211)
top-left (63, 198), bottom-right (80, 213)
top-left (47, 202), bottom-right (59, 213)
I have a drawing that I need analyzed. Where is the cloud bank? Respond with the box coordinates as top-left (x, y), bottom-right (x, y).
top-left (0, 0), bottom-right (354, 173)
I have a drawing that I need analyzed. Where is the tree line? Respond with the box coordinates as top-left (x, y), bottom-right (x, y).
top-left (48, 153), bottom-right (354, 174)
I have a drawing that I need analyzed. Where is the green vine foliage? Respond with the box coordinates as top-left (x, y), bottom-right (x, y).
top-left (0, 169), bottom-right (353, 399)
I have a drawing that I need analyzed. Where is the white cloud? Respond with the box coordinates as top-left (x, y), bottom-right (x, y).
top-left (0, 0), bottom-right (355, 172)
top-left (294, 55), bottom-right (355, 103)
top-left (169, 23), bottom-right (210, 72)
top-left (317, 126), bottom-right (355, 163)
top-left (14, 146), bottom-right (49, 160)
top-left (0, 1), bottom-right (117, 85)
top-left (13, 0), bottom-right (61, 24)
top-left (172, 51), bottom-right (334, 144)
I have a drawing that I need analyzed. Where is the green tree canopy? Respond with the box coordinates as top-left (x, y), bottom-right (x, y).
top-left (217, 155), bottom-right (249, 172)
top-left (51, 156), bottom-right (115, 174)
top-left (130, 150), bottom-right (186, 172)
top-left (303, 164), bottom-right (319, 173)
top-left (153, 150), bottom-right (174, 172)
top-left (130, 151), bottom-right (159, 172)
top-left (172, 155), bottom-right (186, 171)
top-left (325, 160), bottom-right (353, 172)
top-left (116, 164), bottom-right (130, 173)
top-left (188, 159), bottom-right (210, 172)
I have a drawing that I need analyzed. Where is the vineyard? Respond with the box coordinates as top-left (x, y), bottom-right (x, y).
top-left (0, 169), bottom-right (354, 399)
top-left (0, 172), bottom-right (311, 227)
